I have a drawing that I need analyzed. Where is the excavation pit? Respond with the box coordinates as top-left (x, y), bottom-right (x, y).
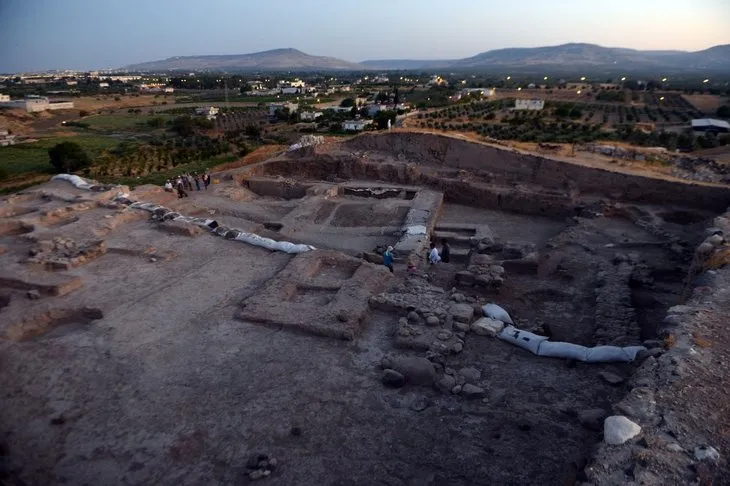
top-left (2, 132), bottom-right (730, 485)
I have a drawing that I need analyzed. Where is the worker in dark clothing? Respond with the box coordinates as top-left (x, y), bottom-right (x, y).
top-left (441, 239), bottom-right (451, 263)
top-left (176, 178), bottom-right (188, 199)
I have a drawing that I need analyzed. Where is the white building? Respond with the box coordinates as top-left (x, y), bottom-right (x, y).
top-left (66, 80), bottom-right (78, 86)
top-left (0, 94), bottom-right (9, 102)
top-left (98, 82), bottom-right (109, 88)
top-left (195, 106), bottom-right (220, 120)
top-left (300, 111), bottom-right (323, 121)
top-left (0, 96), bottom-right (74, 113)
top-left (691, 118), bottom-right (730, 133)
top-left (281, 87), bottom-right (300, 95)
top-left (514, 99), bottom-right (544, 111)
top-left (278, 79), bottom-right (306, 89)
top-left (343, 119), bottom-right (372, 132)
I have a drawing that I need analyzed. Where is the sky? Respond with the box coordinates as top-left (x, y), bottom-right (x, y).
top-left (0, 0), bottom-right (728, 72)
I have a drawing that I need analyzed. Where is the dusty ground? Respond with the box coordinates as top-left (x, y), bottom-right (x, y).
top-left (1, 132), bottom-right (729, 485)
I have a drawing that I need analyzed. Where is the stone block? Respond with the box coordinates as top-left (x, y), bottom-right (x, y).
top-left (471, 317), bottom-right (504, 337)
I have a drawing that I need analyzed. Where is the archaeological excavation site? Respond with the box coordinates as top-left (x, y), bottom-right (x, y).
top-left (1, 131), bottom-right (730, 485)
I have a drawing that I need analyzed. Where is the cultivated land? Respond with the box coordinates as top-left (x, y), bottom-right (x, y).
top-left (1, 131), bottom-right (729, 485)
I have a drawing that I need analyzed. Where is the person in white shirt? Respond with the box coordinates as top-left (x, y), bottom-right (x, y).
top-left (428, 242), bottom-right (441, 264)
top-left (164, 180), bottom-right (173, 192)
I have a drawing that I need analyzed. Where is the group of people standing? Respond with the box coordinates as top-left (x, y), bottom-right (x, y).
top-left (382, 238), bottom-right (451, 273)
top-left (164, 172), bottom-right (211, 198)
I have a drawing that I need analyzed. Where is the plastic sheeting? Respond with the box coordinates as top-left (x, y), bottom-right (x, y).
top-left (50, 174), bottom-right (315, 254)
top-left (498, 326), bottom-right (548, 354)
top-left (51, 174), bottom-right (96, 190)
top-left (482, 303), bottom-right (515, 325)
top-left (497, 325), bottom-right (645, 363)
top-left (115, 196), bottom-right (314, 254)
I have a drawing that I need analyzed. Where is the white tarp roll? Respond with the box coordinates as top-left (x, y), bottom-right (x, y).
top-left (52, 174), bottom-right (95, 190)
top-left (496, 325), bottom-right (646, 363)
top-left (482, 303), bottom-right (515, 325)
top-left (497, 326), bottom-right (548, 354)
top-left (51, 176), bottom-right (316, 255)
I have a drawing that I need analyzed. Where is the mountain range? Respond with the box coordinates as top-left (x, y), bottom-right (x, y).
top-left (123, 43), bottom-right (730, 73)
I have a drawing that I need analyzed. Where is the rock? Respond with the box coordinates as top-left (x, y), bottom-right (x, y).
top-left (666, 443), bottom-right (684, 452)
top-left (268, 457), bottom-right (277, 470)
top-left (636, 348), bottom-right (663, 362)
top-left (382, 369), bottom-right (406, 388)
top-left (694, 445), bottom-right (720, 462)
top-left (426, 315), bottom-right (440, 327)
top-left (407, 311), bottom-right (420, 323)
top-left (248, 469), bottom-right (266, 480)
top-left (603, 416), bottom-right (641, 445)
top-left (389, 356), bottom-right (436, 386)
top-left (437, 330), bottom-right (452, 341)
top-left (615, 387), bottom-right (656, 424)
top-left (696, 242), bottom-right (714, 256)
top-left (380, 357), bottom-right (393, 369)
top-left (453, 321), bottom-right (470, 333)
top-left (708, 234), bottom-right (724, 246)
top-left (398, 317), bottom-right (408, 327)
top-left (578, 409), bottom-right (608, 431)
top-left (471, 317), bottom-right (504, 337)
top-left (436, 374), bottom-right (456, 392)
top-left (27, 289), bottom-right (41, 300)
top-left (451, 385), bottom-right (462, 395)
top-left (410, 396), bottom-right (430, 412)
top-left (458, 366), bottom-right (481, 384)
top-left (599, 371), bottom-right (625, 385)
top-left (452, 342), bottom-right (463, 353)
top-left (451, 292), bottom-right (465, 303)
top-left (149, 257), bottom-right (157, 263)
top-left (461, 384), bottom-right (486, 399)
top-left (449, 303), bottom-right (474, 323)
top-left (667, 305), bottom-right (693, 315)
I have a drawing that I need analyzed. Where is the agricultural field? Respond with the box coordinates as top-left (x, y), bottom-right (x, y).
top-left (406, 91), bottom-right (719, 151)
top-left (75, 113), bottom-right (175, 132)
top-left (681, 94), bottom-right (730, 115)
top-left (0, 135), bottom-right (119, 176)
top-left (214, 107), bottom-right (268, 132)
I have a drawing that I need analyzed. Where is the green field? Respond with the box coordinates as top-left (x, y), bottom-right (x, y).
top-left (81, 113), bottom-right (173, 131)
top-left (0, 135), bottom-right (119, 175)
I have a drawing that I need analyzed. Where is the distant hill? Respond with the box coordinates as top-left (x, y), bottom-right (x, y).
top-left (451, 43), bottom-right (730, 72)
top-left (361, 43), bottom-right (730, 73)
top-left (122, 44), bottom-right (730, 73)
top-left (123, 48), bottom-right (364, 72)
